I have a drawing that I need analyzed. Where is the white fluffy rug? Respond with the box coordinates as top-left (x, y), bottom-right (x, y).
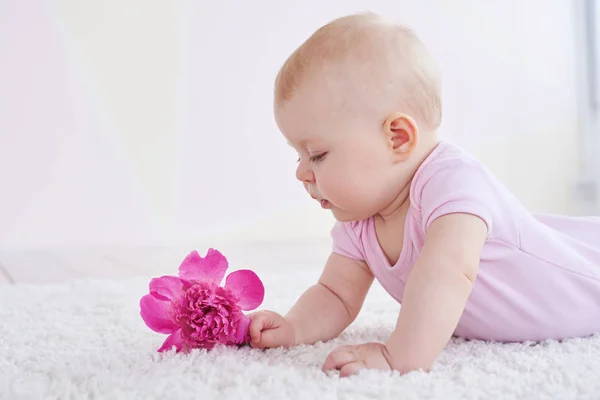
top-left (2, 268), bottom-right (600, 400)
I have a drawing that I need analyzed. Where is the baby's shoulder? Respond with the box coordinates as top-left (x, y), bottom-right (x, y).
top-left (418, 141), bottom-right (486, 174)
top-left (408, 141), bottom-right (516, 237)
top-left (410, 141), bottom-right (494, 202)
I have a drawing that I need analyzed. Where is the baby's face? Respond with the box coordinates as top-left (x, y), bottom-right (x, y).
top-left (275, 80), bottom-right (410, 222)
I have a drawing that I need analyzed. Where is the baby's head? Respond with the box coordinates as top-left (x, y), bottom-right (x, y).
top-left (274, 12), bottom-right (442, 222)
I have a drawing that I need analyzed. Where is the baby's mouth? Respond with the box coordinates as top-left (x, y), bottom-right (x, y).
top-left (320, 199), bottom-right (332, 209)
top-left (310, 194), bottom-right (332, 209)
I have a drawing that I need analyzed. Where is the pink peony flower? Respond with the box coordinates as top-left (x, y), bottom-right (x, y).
top-left (139, 248), bottom-right (264, 352)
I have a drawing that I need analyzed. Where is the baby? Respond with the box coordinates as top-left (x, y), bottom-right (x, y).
top-left (248, 12), bottom-right (600, 376)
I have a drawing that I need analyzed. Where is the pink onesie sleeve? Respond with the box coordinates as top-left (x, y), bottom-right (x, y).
top-left (414, 157), bottom-right (497, 237)
top-left (331, 221), bottom-right (366, 261)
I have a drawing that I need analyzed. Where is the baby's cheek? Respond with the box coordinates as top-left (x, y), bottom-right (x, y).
top-left (331, 177), bottom-right (368, 205)
top-left (317, 175), bottom-right (344, 200)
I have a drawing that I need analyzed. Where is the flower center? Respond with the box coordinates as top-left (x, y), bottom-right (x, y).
top-left (174, 282), bottom-right (242, 348)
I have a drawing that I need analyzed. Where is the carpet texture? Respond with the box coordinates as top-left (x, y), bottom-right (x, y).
top-left (2, 268), bottom-right (600, 400)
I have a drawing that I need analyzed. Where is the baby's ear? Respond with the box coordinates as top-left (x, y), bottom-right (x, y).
top-left (382, 112), bottom-right (419, 161)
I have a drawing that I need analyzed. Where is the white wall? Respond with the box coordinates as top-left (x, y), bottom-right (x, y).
top-left (574, 0), bottom-right (600, 215)
top-left (0, 0), bottom-right (588, 250)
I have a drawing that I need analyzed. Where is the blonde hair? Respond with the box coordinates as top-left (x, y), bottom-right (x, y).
top-left (275, 12), bottom-right (442, 131)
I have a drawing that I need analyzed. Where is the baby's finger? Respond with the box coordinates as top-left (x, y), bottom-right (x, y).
top-left (322, 349), bottom-right (356, 372)
top-left (259, 327), bottom-right (289, 348)
top-left (340, 361), bottom-right (366, 378)
top-left (249, 313), bottom-right (268, 344)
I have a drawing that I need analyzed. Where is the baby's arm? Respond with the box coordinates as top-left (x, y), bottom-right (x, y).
top-left (287, 253), bottom-right (374, 345)
top-left (385, 212), bottom-right (487, 372)
top-left (323, 212), bottom-right (486, 376)
top-left (249, 252), bottom-right (374, 348)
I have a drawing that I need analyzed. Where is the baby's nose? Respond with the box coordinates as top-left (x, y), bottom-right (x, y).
top-left (295, 161), bottom-right (315, 183)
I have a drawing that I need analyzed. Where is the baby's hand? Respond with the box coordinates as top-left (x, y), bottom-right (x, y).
top-left (248, 310), bottom-right (296, 349)
top-left (322, 343), bottom-right (392, 377)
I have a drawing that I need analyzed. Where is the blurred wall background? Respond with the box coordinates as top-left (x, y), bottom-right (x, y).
top-left (1, 0), bottom-right (598, 251)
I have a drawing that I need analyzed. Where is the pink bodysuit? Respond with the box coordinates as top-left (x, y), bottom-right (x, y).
top-left (331, 141), bottom-right (600, 342)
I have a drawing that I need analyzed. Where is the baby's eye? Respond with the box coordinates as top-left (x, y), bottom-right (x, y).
top-left (309, 152), bottom-right (328, 163)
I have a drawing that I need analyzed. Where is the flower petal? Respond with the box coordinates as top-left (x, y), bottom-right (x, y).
top-left (139, 294), bottom-right (178, 334)
top-left (224, 269), bottom-right (265, 311)
top-left (149, 275), bottom-right (184, 302)
top-left (178, 249), bottom-right (228, 284)
top-left (234, 314), bottom-right (251, 345)
top-left (157, 329), bottom-right (185, 353)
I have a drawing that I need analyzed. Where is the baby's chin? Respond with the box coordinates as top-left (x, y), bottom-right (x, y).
top-left (330, 208), bottom-right (373, 223)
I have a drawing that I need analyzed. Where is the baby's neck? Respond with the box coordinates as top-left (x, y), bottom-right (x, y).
top-left (377, 132), bottom-right (440, 224)
top-left (377, 190), bottom-right (411, 226)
